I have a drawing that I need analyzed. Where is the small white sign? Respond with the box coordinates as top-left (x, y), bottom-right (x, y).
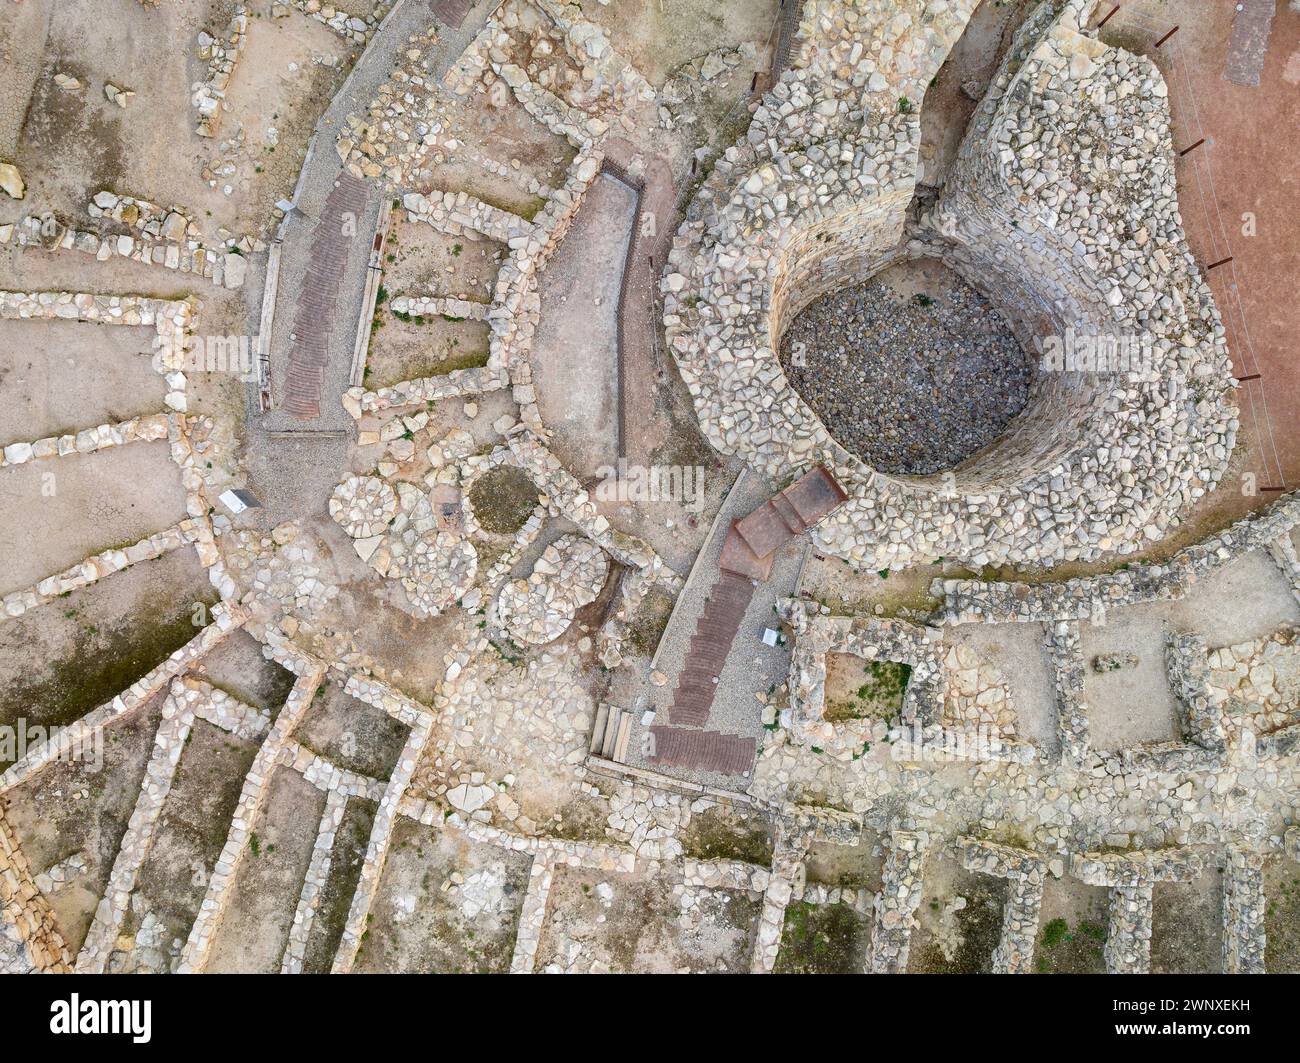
top-left (218, 489), bottom-right (248, 514)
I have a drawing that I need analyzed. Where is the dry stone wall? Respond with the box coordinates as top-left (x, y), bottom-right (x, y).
top-left (1072, 847), bottom-right (1203, 974)
top-left (2, 215), bottom-right (248, 289)
top-left (866, 828), bottom-right (929, 973)
top-left (194, 6), bottom-right (247, 138)
top-left (937, 493), bottom-right (1300, 625)
top-left (957, 836), bottom-right (1047, 974)
top-left (0, 808), bottom-right (71, 973)
top-left (1222, 849), bottom-right (1266, 974)
top-left (781, 599), bottom-right (1036, 765)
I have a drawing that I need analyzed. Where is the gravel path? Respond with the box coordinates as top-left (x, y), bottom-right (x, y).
top-left (621, 468), bottom-right (803, 788)
top-left (778, 261), bottom-right (1033, 475)
top-left (242, 0), bottom-right (498, 522)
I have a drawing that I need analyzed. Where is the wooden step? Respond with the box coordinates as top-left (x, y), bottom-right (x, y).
top-left (771, 491), bottom-right (804, 534)
top-left (612, 712), bottom-right (633, 763)
top-left (649, 725), bottom-right (755, 775)
top-left (601, 706), bottom-right (621, 760)
top-left (590, 703), bottom-right (610, 755)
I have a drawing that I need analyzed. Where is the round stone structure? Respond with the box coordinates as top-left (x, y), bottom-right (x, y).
top-left (498, 533), bottom-right (609, 645)
top-left (392, 531), bottom-right (479, 617)
top-left (329, 475), bottom-right (398, 538)
top-left (660, 0), bottom-right (1236, 571)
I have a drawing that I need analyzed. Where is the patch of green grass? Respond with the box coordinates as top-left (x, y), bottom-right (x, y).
top-left (626, 588), bottom-right (675, 658)
top-left (680, 810), bottom-right (773, 866)
top-left (773, 901), bottom-right (867, 974)
top-left (1041, 917), bottom-right (1069, 948)
top-left (1036, 917), bottom-right (1107, 974)
top-left (431, 350), bottom-right (490, 374)
top-left (825, 658), bottom-right (911, 723)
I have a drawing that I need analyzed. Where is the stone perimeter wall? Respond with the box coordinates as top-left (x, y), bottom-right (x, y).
top-left (0, 808), bottom-right (72, 973)
top-left (2, 214), bottom-right (248, 290)
top-left (936, 491), bottom-right (1300, 625)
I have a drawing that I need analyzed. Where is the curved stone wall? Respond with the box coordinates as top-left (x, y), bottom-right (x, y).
top-left (661, 0), bottom-right (1237, 570)
top-left (768, 184), bottom-right (916, 339)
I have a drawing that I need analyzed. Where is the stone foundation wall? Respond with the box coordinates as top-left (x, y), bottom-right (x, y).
top-left (957, 836), bottom-right (1046, 974)
top-left (1, 521), bottom-right (193, 622)
top-left (0, 808), bottom-right (72, 973)
top-left (0, 605), bottom-right (245, 796)
top-left (1165, 631), bottom-right (1229, 752)
top-left (0, 290), bottom-right (193, 417)
top-left (194, 6), bottom-right (247, 138)
top-left (781, 599), bottom-right (1036, 764)
top-left (1222, 849), bottom-right (1266, 974)
top-left (1045, 619), bottom-right (1091, 765)
top-left (390, 294), bottom-right (489, 321)
top-left (281, 788), bottom-right (349, 974)
top-left (1074, 846), bottom-right (1204, 974)
top-left (75, 677), bottom-right (216, 972)
top-left (937, 493), bottom-right (1300, 624)
top-left (285, 0), bottom-right (389, 44)
top-left (750, 818), bottom-right (813, 973)
top-left (178, 663), bottom-right (324, 972)
top-left (442, 0), bottom-right (653, 145)
top-left (1, 412), bottom-right (171, 470)
top-left (505, 428), bottom-right (677, 582)
top-left (866, 828), bottom-right (929, 973)
top-left (1106, 882), bottom-right (1154, 974)
top-left (3, 215), bottom-right (248, 289)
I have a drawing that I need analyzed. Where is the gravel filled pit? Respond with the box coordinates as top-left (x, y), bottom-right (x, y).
top-left (777, 258), bottom-right (1034, 476)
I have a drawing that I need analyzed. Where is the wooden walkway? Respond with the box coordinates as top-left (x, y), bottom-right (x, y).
top-left (665, 570), bottom-right (756, 727)
top-left (432, 0), bottom-right (472, 28)
top-left (649, 466), bottom-right (848, 777)
top-left (282, 172), bottom-right (371, 419)
top-left (649, 726), bottom-right (756, 776)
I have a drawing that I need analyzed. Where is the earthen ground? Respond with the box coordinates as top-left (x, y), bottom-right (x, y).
top-left (1150, 871), bottom-right (1224, 974)
top-left (2, 690), bottom-right (165, 953)
top-left (535, 863), bottom-right (759, 973)
top-left (0, 544), bottom-right (216, 736)
top-left (353, 817), bottom-right (530, 973)
top-left (0, 441), bottom-right (189, 595)
top-left (205, 765), bottom-right (327, 973)
top-left (117, 718), bottom-right (260, 972)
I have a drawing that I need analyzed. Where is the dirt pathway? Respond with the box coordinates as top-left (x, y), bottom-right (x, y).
top-left (1099, 1), bottom-right (1300, 517)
